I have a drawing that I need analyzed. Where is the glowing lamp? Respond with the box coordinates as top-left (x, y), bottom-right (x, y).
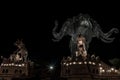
top-left (69, 62), bottom-right (72, 65)
top-left (102, 69), bottom-right (105, 72)
top-left (22, 64), bottom-right (25, 66)
top-left (66, 63), bottom-right (69, 66)
top-left (84, 61), bottom-right (87, 64)
top-left (89, 61), bottom-right (91, 64)
top-left (111, 68), bottom-right (114, 71)
top-left (73, 62), bottom-right (76, 64)
top-left (49, 66), bottom-right (54, 70)
top-left (115, 70), bottom-right (118, 72)
top-left (78, 62), bottom-right (82, 64)
top-left (63, 63), bottom-right (66, 65)
top-left (92, 62), bottom-right (95, 65)
top-left (99, 63), bottom-right (101, 66)
top-left (99, 67), bottom-right (103, 70)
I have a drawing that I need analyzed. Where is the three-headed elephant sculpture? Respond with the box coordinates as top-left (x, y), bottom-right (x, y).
top-left (52, 13), bottom-right (119, 54)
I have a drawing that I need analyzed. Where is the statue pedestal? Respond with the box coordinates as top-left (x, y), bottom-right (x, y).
top-left (60, 55), bottom-right (120, 80)
top-left (61, 59), bottom-right (93, 80)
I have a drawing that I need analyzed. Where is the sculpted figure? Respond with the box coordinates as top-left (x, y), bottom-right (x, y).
top-left (52, 13), bottom-right (119, 54)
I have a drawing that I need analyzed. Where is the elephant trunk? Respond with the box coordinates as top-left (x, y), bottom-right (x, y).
top-left (90, 19), bottom-right (119, 43)
top-left (99, 28), bottom-right (119, 43)
top-left (52, 21), bottom-right (68, 41)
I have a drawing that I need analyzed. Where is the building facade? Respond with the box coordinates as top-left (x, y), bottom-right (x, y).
top-left (61, 35), bottom-right (120, 80)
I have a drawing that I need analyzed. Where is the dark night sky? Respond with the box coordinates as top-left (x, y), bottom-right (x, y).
top-left (0, 3), bottom-right (120, 65)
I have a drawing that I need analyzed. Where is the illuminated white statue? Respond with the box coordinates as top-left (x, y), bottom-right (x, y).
top-left (10, 39), bottom-right (28, 62)
top-left (15, 39), bottom-right (28, 62)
